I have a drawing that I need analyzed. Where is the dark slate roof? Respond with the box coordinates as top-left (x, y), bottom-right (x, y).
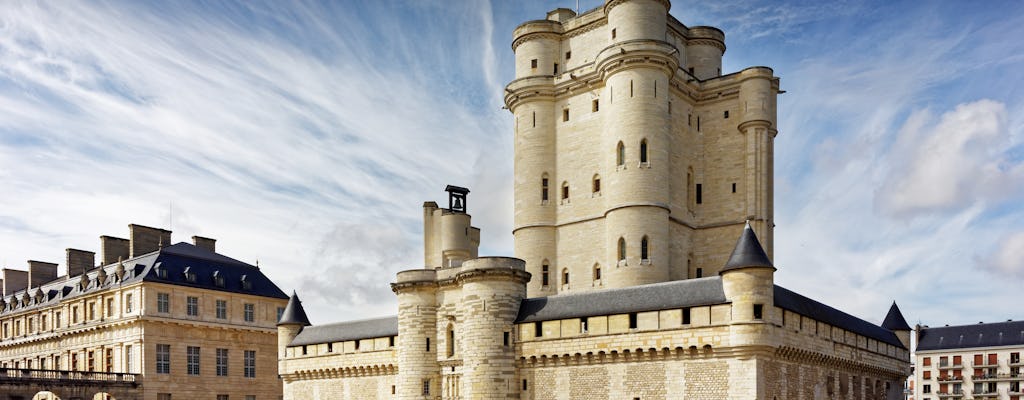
top-left (278, 291), bottom-right (311, 326)
top-left (0, 242), bottom-right (287, 315)
top-left (881, 302), bottom-right (911, 331)
top-left (720, 222), bottom-right (774, 273)
top-left (774, 285), bottom-right (905, 348)
top-left (290, 316), bottom-right (398, 346)
top-left (515, 276), bottom-right (728, 323)
top-left (917, 320), bottom-right (1024, 351)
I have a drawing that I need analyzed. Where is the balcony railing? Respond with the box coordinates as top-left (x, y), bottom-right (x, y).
top-left (0, 368), bottom-right (139, 386)
top-left (938, 375), bottom-right (964, 383)
top-left (938, 362), bottom-right (963, 370)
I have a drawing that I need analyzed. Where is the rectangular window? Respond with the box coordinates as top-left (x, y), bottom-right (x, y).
top-left (563, 108), bottom-right (569, 122)
top-left (503, 331), bottom-right (510, 346)
top-left (422, 379), bottom-right (431, 396)
top-left (553, 63), bottom-right (559, 74)
top-left (217, 348), bottom-right (229, 376)
top-left (565, 51), bottom-right (571, 60)
top-left (245, 396), bottom-right (255, 400)
top-left (724, 110), bottom-right (729, 118)
top-left (695, 184), bottom-right (703, 204)
top-left (1012, 352), bottom-right (1021, 363)
top-left (683, 307), bottom-right (691, 324)
top-left (534, 322), bottom-right (542, 338)
top-left (753, 304), bottom-right (764, 319)
top-left (244, 350), bottom-right (256, 378)
top-left (732, 183), bottom-right (736, 193)
top-left (158, 394), bottom-right (172, 400)
top-left (628, 313), bottom-right (638, 329)
top-left (277, 307), bottom-right (285, 322)
top-left (89, 302), bottom-right (96, 320)
top-left (216, 300), bottom-right (227, 319)
top-left (217, 396), bottom-right (228, 400)
top-left (105, 348), bottom-right (113, 372)
top-left (592, 99), bottom-right (599, 112)
top-left (125, 345), bottom-right (133, 373)
top-left (187, 346), bottom-right (201, 376)
top-left (426, 338), bottom-right (431, 352)
top-left (87, 350), bottom-right (95, 371)
top-left (244, 303), bottom-right (255, 322)
top-left (530, 59), bottom-right (537, 69)
top-left (125, 293), bottom-right (133, 313)
top-left (187, 296), bottom-right (199, 316)
top-left (55, 312), bottom-right (61, 328)
top-left (923, 357), bottom-right (931, 366)
top-left (106, 298), bottom-right (114, 317)
top-left (523, 379), bottom-right (528, 390)
top-left (157, 293), bottom-right (170, 313)
top-left (156, 344), bottom-right (170, 374)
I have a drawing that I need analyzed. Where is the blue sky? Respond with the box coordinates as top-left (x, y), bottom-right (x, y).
top-left (0, 0), bottom-right (1022, 328)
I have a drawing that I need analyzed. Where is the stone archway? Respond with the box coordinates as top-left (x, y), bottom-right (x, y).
top-left (32, 392), bottom-right (61, 400)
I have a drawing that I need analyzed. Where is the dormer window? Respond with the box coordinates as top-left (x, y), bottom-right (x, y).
top-left (154, 263), bottom-right (168, 279)
top-left (240, 275), bottom-right (252, 291)
top-left (212, 271), bottom-right (225, 288)
top-left (183, 267), bottom-right (197, 283)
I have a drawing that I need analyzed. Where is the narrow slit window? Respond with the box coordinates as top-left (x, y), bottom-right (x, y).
top-left (697, 116), bottom-right (701, 131)
top-left (553, 63), bottom-right (559, 74)
top-left (618, 238), bottom-right (626, 261)
top-left (542, 262), bottom-right (550, 286)
top-left (639, 139), bottom-right (648, 163)
top-left (611, 28), bottom-right (616, 39)
top-left (425, 338), bottom-right (430, 352)
top-left (616, 142), bottom-right (625, 166)
top-left (561, 182), bottom-right (569, 201)
top-left (630, 80), bottom-right (634, 97)
top-left (541, 176), bottom-right (549, 201)
top-left (532, 111), bottom-right (536, 127)
top-left (534, 322), bottom-right (542, 338)
top-left (592, 176), bottom-right (601, 193)
top-left (695, 184), bottom-right (702, 204)
top-left (503, 332), bottom-right (510, 346)
top-left (562, 269), bottom-right (569, 285)
top-left (594, 265), bottom-right (601, 280)
top-left (641, 236), bottom-right (649, 260)
top-left (683, 307), bottom-right (691, 324)
top-left (732, 183), bottom-right (736, 193)
top-left (592, 99), bottom-right (599, 112)
top-left (563, 108), bottom-right (569, 122)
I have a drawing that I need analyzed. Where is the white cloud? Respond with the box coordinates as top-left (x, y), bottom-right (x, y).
top-left (876, 100), bottom-right (1020, 217)
top-left (983, 231), bottom-right (1024, 277)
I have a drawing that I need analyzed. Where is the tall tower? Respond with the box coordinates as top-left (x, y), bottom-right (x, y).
top-left (505, 0), bottom-right (780, 297)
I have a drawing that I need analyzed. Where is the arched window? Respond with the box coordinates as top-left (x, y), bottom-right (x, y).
top-left (561, 182), bottom-right (569, 201)
top-left (446, 324), bottom-right (456, 357)
top-left (639, 139), bottom-right (648, 163)
top-left (592, 175), bottom-right (601, 193)
top-left (593, 264), bottom-right (602, 281)
top-left (541, 261), bottom-right (550, 286)
top-left (541, 174), bottom-right (549, 202)
top-left (616, 142), bottom-right (625, 166)
top-left (641, 236), bottom-right (649, 260)
top-left (617, 238), bottom-right (626, 261)
top-left (562, 268), bottom-right (569, 286)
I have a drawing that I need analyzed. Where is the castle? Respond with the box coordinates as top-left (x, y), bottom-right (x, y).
top-left (277, 1), bottom-right (912, 398)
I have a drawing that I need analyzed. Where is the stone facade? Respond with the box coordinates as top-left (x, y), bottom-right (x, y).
top-left (914, 321), bottom-right (1024, 400)
top-left (0, 224), bottom-right (288, 400)
top-left (277, 1), bottom-right (911, 399)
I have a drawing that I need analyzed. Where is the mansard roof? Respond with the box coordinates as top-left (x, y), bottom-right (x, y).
top-left (515, 276), bottom-right (727, 323)
top-left (881, 302), bottom-right (911, 331)
top-left (917, 320), bottom-right (1024, 352)
top-left (278, 291), bottom-right (311, 326)
top-left (720, 222), bottom-right (774, 273)
top-left (0, 242), bottom-right (287, 315)
top-left (289, 316), bottom-right (398, 346)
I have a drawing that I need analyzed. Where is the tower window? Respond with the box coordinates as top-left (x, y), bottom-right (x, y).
top-left (592, 175), bottom-right (601, 193)
top-left (628, 313), bottom-right (638, 329)
top-left (639, 139), bottom-right (648, 163)
top-left (426, 338), bottom-right (430, 352)
top-left (531, 59), bottom-right (537, 69)
top-left (447, 326), bottom-right (455, 357)
top-left (641, 236), bottom-right (649, 260)
top-left (554, 63), bottom-right (559, 74)
top-left (541, 176), bottom-right (549, 202)
top-left (534, 322), bottom-right (542, 337)
top-left (562, 269), bottom-right (569, 285)
top-left (611, 28), bottom-right (616, 39)
top-left (561, 182), bottom-right (569, 201)
top-left (683, 307), bottom-right (691, 324)
top-left (542, 262), bottom-right (549, 286)
top-left (724, 110), bottom-right (729, 118)
top-left (688, 67), bottom-right (694, 75)
top-left (594, 265), bottom-right (601, 281)
top-left (563, 108), bottom-right (569, 121)
top-left (695, 184), bottom-right (702, 204)
top-left (732, 183), bottom-right (736, 193)
top-left (753, 304), bottom-right (764, 319)
top-left (696, 268), bottom-right (703, 278)
top-left (617, 238), bottom-right (626, 261)
top-left (616, 142), bottom-right (625, 166)
top-left (565, 51), bottom-right (572, 60)
top-left (503, 331), bottom-right (510, 346)
top-left (697, 116), bottom-right (701, 131)
top-left (523, 379), bottom-right (528, 390)
top-left (630, 80), bottom-right (634, 97)
top-left (688, 113), bottom-right (692, 126)
top-left (592, 99), bottom-right (599, 112)
top-left (532, 111), bottom-right (536, 127)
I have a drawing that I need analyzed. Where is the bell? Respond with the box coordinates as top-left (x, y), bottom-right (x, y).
top-left (453, 197), bottom-right (463, 209)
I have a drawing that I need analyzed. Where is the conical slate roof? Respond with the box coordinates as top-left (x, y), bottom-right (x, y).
top-left (720, 222), bottom-right (775, 273)
top-left (881, 301), bottom-right (911, 331)
top-left (277, 291), bottom-right (311, 326)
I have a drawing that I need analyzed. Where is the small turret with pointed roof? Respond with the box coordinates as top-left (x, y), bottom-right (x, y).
top-left (277, 291), bottom-right (310, 360)
top-left (720, 221), bottom-right (775, 274)
top-left (882, 301), bottom-right (912, 349)
top-left (278, 291), bottom-right (311, 326)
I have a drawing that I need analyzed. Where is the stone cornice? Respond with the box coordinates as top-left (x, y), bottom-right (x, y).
top-left (512, 32), bottom-right (562, 51)
top-left (775, 346), bottom-right (909, 378)
top-left (686, 38), bottom-right (726, 52)
top-left (281, 363), bottom-right (397, 382)
top-left (604, 0), bottom-right (671, 15)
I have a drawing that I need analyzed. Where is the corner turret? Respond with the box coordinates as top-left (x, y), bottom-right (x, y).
top-left (720, 222), bottom-right (775, 325)
top-left (277, 291), bottom-right (310, 358)
top-left (881, 301), bottom-right (912, 349)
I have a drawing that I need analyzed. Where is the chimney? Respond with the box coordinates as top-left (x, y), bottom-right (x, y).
top-left (192, 236), bottom-right (216, 252)
top-left (129, 224), bottom-right (172, 258)
top-left (27, 260), bottom-right (58, 288)
top-left (100, 236), bottom-right (129, 266)
top-left (66, 249), bottom-right (96, 277)
top-left (2, 269), bottom-right (29, 296)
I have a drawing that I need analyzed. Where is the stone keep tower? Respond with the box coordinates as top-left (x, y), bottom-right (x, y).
top-left (505, 0), bottom-right (780, 297)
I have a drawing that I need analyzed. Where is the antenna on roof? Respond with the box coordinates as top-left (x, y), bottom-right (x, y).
top-left (576, 0), bottom-right (579, 14)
